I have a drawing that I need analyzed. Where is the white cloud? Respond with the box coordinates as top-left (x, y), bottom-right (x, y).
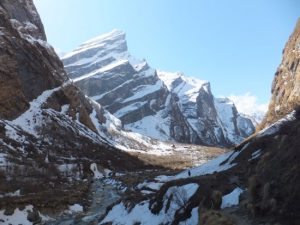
top-left (228, 93), bottom-right (268, 118)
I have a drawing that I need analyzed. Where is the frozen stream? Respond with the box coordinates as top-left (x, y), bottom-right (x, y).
top-left (45, 180), bottom-right (121, 225)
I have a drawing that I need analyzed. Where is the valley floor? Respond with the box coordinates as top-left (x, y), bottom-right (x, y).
top-left (0, 145), bottom-right (226, 225)
top-left (128, 143), bottom-right (226, 170)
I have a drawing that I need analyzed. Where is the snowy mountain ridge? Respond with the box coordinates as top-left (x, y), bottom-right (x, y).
top-left (62, 29), bottom-right (255, 147)
top-left (2, 2), bottom-right (299, 224)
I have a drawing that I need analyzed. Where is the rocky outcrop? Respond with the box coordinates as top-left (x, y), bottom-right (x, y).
top-left (1, 0), bottom-right (46, 40)
top-left (259, 19), bottom-right (300, 129)
top-left (0, 0), bottom-right (67, 119)
top-left (0, 0), bottom-right (157, 212)
top-left (158, 71), bottom-right (255, 146)
top-left (62, 30), bottom-right (255, 147)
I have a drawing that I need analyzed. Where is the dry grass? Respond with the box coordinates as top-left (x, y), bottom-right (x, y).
top-left (128, 145), bottom-right (226, 170)
top-left (129, 153), bottom-right (195, 169)
top-left (200, 210), bottom-right (236, 225)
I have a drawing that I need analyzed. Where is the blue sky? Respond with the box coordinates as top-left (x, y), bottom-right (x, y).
top-left (33, 0), bottom-right (299, 112)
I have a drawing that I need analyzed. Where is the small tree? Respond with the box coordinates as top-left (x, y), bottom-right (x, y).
top-left (173, 187), bottom-right (189, 210)
top-left (166, 186), bottom-right (189, 222)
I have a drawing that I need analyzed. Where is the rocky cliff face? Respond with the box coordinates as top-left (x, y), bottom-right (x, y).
top-left (0, 0), bottom-right (67, 120)
top-left (259, 19), bottom-right (300, 129)
top-left (62, 30), bottom-right (255, 147)
top-left (158, 71), bottom-right (255, 146)
top-left (0, 0), bottom-right (160, 213)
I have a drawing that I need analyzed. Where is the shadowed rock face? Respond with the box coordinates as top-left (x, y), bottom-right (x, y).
top-left (0, 0), bottom-right (67, 119)
top-left (1, 0), bottom-right (46, 40)
top-left (0, 0), bottom-right (155, 211)
top-left (259, 19), bottom-right (300, 130)
top-left (62, 31), bottom-right (255, 147)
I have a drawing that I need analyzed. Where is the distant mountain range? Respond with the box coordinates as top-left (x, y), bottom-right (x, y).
top-left (62, 30), bottom-right (255, 147)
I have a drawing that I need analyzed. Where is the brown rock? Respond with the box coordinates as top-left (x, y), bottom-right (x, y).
top-left (259, 19), bottom-right (300, 130)
top-left (0, 0), bottom-right (68, 120)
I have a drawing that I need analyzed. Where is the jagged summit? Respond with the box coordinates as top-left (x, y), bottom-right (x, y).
top-left (157, 70), bottom-right (210, 102)
top-left (62, 28), bottom-right (151, 80)
top-left (62, 29), bottom-right (127, 60)
top-left (83, 29), bottom-right (126, 45)
top-left (157, 70), bottom-right (209, 93)
top-left (62, 30), bottom-right (255, 147)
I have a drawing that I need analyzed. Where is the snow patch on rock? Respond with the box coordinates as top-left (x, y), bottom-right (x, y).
top-left (90, 163), bottom-right (104, 179)
top-left (221, 187), bottom-right (244, 209)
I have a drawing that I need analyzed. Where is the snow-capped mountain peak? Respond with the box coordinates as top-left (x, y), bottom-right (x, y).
top-left (62, 29), bottom-right (126, 60)
top-left (62, 29), bottom-right (154, 81)
top-left (83, 29), bottom-right (125, 45)
top-left (157, 70), bottom-right (208, 91)
top-left (157, 70), bottom-right (210, 103)
top-left (62, 30), bottom-right (255, 147)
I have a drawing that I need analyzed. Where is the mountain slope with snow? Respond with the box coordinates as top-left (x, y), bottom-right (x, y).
top-left (62, 30), bottom-right (255, 147)
top-left (100, 110), bottom-right (300, 225)
top-left (0, 1), bottom-right (189, 216)
top-left (99, 19), bottom-right (300, 225)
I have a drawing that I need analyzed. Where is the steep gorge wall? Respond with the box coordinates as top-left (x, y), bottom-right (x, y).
top-left (0, 0), bottom-right (67, 119)
top-left (259, 19), bottom-right (300, 129)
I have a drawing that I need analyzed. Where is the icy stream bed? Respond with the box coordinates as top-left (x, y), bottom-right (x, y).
top-left (45, 180), bottom-right (120, 225)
